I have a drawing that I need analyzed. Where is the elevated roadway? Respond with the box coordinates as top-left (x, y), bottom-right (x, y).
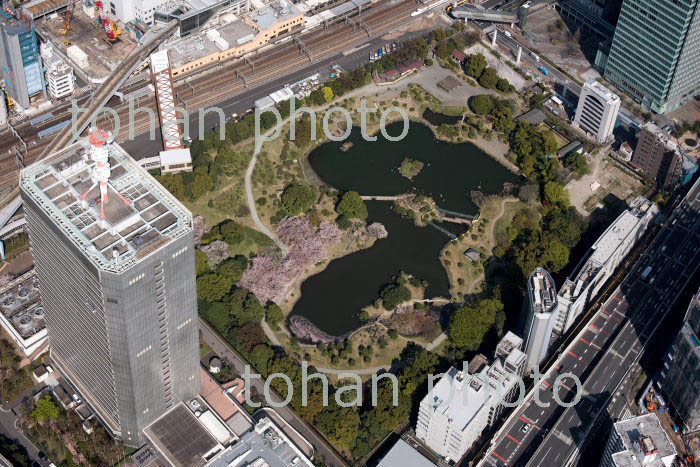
top-left (451, 5), bottom-right (519, 23)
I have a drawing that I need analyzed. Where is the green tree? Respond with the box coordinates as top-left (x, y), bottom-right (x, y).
top-left (543, 181), bottom-right (570, 206)
top-left (196, 274), bottom-right (233, 302)
top-left (156, 174), bottom-right (186, 200)
top-left (478, 67), bottom-right (499, 89)
top-left (217, 257), bottom-right (246, 283)
top-left (266, 303), bottom-right (284, 327)
top-left (316, 405), bottom-right (361, 449)
top-left (449, 298), bottom-right (503, 349)
top-left (380, 283), bottom-right (411, 310)
top-left (336, 191), bottom-right (368, 220)
top-left (496, 78), bottom-right (514, 93)
top-left (195, 249), bottom-right (209, 276)
top-left (465, 53), bottom-right (487, 78)
top-left (322, 86), bottom-right (334, 103)
top-left (220, 221), bottom-right (246, 244)
top-left (470, 94), bottom-right (495, 115)
top-left (281, 184), bottom-right (317, 216)
top-left (32, 396), bottom-right (60, 422)
top-left (191, 174), bottom-right (214, 198)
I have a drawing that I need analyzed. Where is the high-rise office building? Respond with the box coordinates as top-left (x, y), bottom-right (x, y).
top-left (604, 0), bottom-right (700, 113)
top-left (415, 332), bottom-right (525, 462)
top-left (0, 11), bottom-right (45, 109)
top-left (572, 79), bottom-right (620, 144)
top-left (660, 288), bottom-right (700, 432)
top-left (20, 130), bottom-right (200, 447)
top-left (523, 268), bottom-right (558, 372)
top-left (631, 122), bottom-right (684, 190)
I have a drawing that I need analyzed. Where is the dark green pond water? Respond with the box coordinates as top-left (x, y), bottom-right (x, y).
top-left (422, 108), bottom-right (463, 126)
top-left (291, 122), bottom-right (520, 336)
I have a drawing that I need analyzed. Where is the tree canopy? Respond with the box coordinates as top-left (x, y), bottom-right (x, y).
top-left (336, 191), bottom-right (368, 220)
top-left (449, 298), bottom-right (503, 350)
top-left (281, 184), bottom-right (317, 216)
top-left (196, 273), bottom-right (233, 302)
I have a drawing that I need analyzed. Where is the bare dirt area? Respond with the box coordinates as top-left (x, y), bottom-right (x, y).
top-left (522, 7), bottom-right (600, 81)
top-left (665, 98), bottom-right (700, 125)
top-left (465, 43), bottom-right (528, 90)
top-left (566, 153), bottom-right (644, 216)
top-left (383, 11), bottom-right (451, 40)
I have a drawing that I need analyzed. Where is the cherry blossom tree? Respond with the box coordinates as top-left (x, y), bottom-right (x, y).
top-left (193, 216), bottom-right (208, 244)
top-left (241, 217), bottom-right (344, 303)
top-left (367, 222), bottom-right (388, 239)
top-left (199, 240), bottom-right (230, 266)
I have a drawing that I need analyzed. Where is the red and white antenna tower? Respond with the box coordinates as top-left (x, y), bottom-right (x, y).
top-left (80, 129), bottom-right (131, 219)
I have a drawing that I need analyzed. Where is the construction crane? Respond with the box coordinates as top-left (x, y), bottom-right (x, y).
top-left (95, 1), bottom-right (123, 43)
top-left (58, 9), bottom-right (73, 35)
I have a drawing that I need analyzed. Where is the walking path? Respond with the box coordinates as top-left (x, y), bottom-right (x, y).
top-left (245, 130), bottom-right (289, 255)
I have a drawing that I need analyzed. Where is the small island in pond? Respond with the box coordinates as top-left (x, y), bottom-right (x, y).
top-left (399, 157), bottom-right (424, 180)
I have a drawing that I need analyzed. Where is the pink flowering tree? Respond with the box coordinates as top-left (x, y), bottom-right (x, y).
top-left (241, 217), bottom-right (343, 303)
top-left (367, 222), bottom-right (388, 239)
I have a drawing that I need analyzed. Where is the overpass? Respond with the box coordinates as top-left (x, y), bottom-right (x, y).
top-left (0, 20), bottom-right (179, 239)
top-left (451, 5), bottom-right (519, 23)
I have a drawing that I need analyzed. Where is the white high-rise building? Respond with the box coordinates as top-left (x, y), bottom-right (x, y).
top-left (554, 196), bottom-right (657, 336)
top-left (573, 79), bottom-right (620, 144)
top-left (523, 268), bottom-right (558, 372)
top-left (415, 333), bottom-right (525, 462)
top-left (41, 44), bottom-right (75, 101)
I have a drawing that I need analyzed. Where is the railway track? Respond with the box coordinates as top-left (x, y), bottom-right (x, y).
top-left (0, 0), bottom-right (424, 197)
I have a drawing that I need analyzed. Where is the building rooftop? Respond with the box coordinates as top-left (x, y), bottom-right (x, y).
top-left (20, 135), bottom-right (192, 274)
top-left (528, 268), bottom-right (557, 315)
top-left (377, 439), bottom-right (434, 467)
top-left (583, 78), bottom-right (620, 105)
top-left (561, 196), bottom-right (655, 301)
top-left (0, 269), bottom-right (45, 340)
top-left (590, 196), bottom-right (654, 265)
top-left (610, 414), bottom-right (677, 467)
top-left (169, 18), bottom-right (257, 68)
top-left (144, 402), bottom-right (223, 467)
top-left (249, 1), bottom-right (301, 30)
top-left (206, 417), bottom-right (314, 467)
top-left (516, 108), bottom-right (547, 125)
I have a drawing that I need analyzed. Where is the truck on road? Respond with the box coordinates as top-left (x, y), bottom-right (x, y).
top-left (539, 66), bottom-right (549, 75)
top-left (641, 266), bottom-right (653, 280)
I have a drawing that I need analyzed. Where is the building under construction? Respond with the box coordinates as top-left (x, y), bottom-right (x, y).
top-left (33, 0), bottom-right (137, 83)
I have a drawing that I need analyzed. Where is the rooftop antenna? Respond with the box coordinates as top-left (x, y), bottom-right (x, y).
top-left (80, 128), bottom-right (131, 220)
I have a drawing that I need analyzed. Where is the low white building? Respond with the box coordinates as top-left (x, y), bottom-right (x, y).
top-left (415, 332), bottom-right (526, 462)
top-left (0, 270), bottom-right (48, 357)
top-left (41, 44), bottom-right (75, 101)
top-left (600, 413), bottom-right (676, 467)
top-left (554, 196), bottom-right (657, 335)
top-left (138, 148), bottom-right (192, 174)
top-left (573, 79), bottom-right (620, 144)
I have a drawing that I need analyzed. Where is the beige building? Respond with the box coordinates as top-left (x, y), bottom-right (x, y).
top-left (170, 1), bottom-right (304, 77)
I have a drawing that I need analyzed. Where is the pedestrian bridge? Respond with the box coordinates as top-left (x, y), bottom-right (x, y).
top-left (451, 6), bottom-right (519, 23)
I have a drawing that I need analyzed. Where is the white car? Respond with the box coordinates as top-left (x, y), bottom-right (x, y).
top-left (521, 423), bottom-right (531, 433)
top-left (504, 30), bottom-right (512, 38)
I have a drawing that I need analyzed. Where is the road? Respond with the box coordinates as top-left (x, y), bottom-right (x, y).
top-left (198, 318), bottom-right (349, 467)
top-left (0, 407), bottom-right (48, 466)
top-left (480, 178), bottom-right (700, 466)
